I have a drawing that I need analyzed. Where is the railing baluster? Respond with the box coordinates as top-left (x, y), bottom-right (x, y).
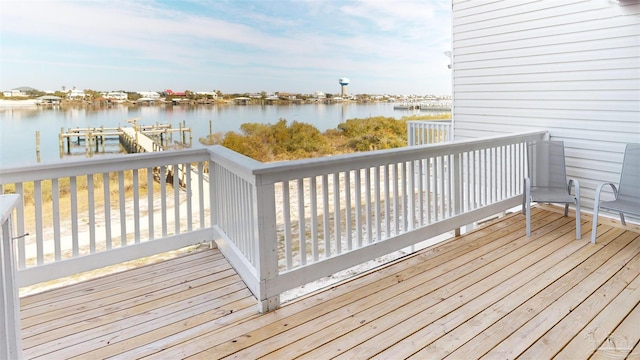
top-left (88, 174), bottom-right (96, 252)
top-left (426, 158), bottom-right (431, 224)
top-left (401, 162), bottom-right (408, 231)
top-left (52, 179), bottom-right (61, 260)
top-left (103, 172), bottom-right (112, 250)
top-left (283, 180), bottom-right (292, 269)
top-left (393, 163), bottom-right (400, 235)
top-left (14, 183), bottom-right (25, 268)
top-left (235, 172), bottom-right (241, 247)
top-left (118, 171), bottom-right (126, 246)
top-left (434, 156), bottom-right (440, 221)
top-left (310, 176), bottom-right (319, 261)
top-left (365, 168), bottom-right (372, 244)
top-left (160, 166), bottom-right (167, 237)
top-left (246, 181), bottom-right (255, 264)
top-left (147, 167), bottom-right (154, 241)
top-left (374, 166), bottom-right (381, 241)
top-left (173, 164), bottom-right (180, 235)
top-left (492, 147), bottom-right (498, 203)
top-left (322, 174), bottom-right (330, 257)
top-left (198, 162), bottom-right (205, 228)
top-left (456, 153), bottom-right (459, 217)
top-left (186, 163), bottom-right (193, 231)
top-left (133, 169), bottom-right (140, 243)
top-left (69, 176), bottom-right (79, 255)
top-left (298, 178), bottom-right (306, 265)
top-left (355, 170), bottom-right (362, 248)
top-left (34, 180), bottom-right (43, 264)
top-left (417, 159), bottom-right (424, 227)
top-left (345, 170), bottom-right (352, 251)
top-left (383, 165), bottom-right (390, 239)
top-left (333, 172), bottom-right (341, 254)
top-left (408, 160), bottom-right (415, 230)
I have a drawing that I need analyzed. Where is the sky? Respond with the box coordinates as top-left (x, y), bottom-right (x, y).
top-left (0, 0), bottom-right (452, 96)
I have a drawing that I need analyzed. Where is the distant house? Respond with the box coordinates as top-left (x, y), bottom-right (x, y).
top-left (165, 89), bottom-right (186, 97)
top-left (105, 91), bottom-right (128, 101)
top-left (2, 90), bottom-right (21, 97)
top-left (277, 92), bottom-right (297, 100)
top-left (67, 89), bottom-right (86, 100)
top-left (196, 91), bottom-right (218, 100)
top-left (313, 91), bottom-right (326, 100)
top-left (233, 97), bottom-right (252, 105)
top-left (36, 95), bottom-right (62, 105)
top-left (2, 89), bottom-right (30, 97)
top-left (137, 91), bottom-right (160, 99)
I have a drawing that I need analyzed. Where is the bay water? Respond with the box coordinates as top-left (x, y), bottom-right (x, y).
top-left (0, 102), bottom-right (433, 168)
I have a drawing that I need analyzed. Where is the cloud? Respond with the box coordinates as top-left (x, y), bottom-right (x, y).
top-left (0, 0), bottom-right (452, 94)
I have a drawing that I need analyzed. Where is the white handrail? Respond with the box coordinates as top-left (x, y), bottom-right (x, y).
top-left (209, 130), bottom-right (547, 311)
top-left (0, 130), bottom-right (547, 316)
top-left (0, 149), bottom-right (213, 287)
top-left (407, 120), bottom-right (453, 146)
top-left (1, 194), bottom-right (23, 360)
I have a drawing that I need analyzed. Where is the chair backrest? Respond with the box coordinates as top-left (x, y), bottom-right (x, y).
top-left (617, 143), bottom-right (640, 201)
top-left (527, 141), bottom-right (567, 189)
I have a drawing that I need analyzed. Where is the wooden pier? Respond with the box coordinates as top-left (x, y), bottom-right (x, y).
top-left (58, 120), bottom-right (192, 158)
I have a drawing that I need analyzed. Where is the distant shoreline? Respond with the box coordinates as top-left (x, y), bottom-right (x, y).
top-left (0, 99), bottom-right (39, 107)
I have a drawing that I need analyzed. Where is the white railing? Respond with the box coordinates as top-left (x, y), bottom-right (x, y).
top-left (1, 194), bottom-right (23, 360)
top-left (0, 130), bottom-right (547, 319)
top-left (0, 149), bottom-right (212, 287)
top-left (209, 130), bottom-right (547, 311)
top-left (407, 120), bottom-right (453, 145)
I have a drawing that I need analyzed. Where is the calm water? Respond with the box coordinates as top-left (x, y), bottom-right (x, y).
top-left (0, 102), bottom-right (432, 168)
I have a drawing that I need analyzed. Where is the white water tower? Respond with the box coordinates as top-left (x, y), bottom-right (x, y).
top-left (339, 78), bottom-right (349, 97)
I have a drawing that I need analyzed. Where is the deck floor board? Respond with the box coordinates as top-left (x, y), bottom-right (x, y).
top-left (19, 208), bottom-right (640, 359)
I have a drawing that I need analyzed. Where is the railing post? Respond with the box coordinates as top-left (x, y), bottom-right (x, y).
top-left (1, 194), bottom-right (23, 360)
top-left (254, 176), bottom-right (280, 313)
top-left (453, 152), bottom-right (462, 236)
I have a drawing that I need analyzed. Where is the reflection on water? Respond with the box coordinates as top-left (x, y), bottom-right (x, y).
top-left (0, 102), bottom-right (442, 167)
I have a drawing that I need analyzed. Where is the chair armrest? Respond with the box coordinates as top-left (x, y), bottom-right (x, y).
top-left (567, 177), bottom-right (580, 197)
top-left (594, 182), bottom-right (619, 207)
top-left (592, 181), bottom-right (619, 243)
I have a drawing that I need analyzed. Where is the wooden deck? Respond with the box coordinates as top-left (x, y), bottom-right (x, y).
top-left (20, 207), bottom-right (640, 359)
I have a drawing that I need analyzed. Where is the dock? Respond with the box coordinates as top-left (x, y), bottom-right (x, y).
top-left (57, 120), bottom-right (194, 187)
top-left (58, 120), bottom-right (192, 158)
top-left (393, 103), bottom-right (419, 110)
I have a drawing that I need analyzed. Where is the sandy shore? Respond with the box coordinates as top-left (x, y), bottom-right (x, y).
top-left (0, 99), bottom-right (39, 107)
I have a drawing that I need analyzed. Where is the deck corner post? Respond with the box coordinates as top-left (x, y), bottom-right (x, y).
top-left (254, 176), bottom-right (280, 313)
top-left (1, 194), bottom-right (23, 360)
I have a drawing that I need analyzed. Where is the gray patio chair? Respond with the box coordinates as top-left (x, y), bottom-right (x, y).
top-left (523, 141), bottom-right (581, 239)
top-left (591, 143), bottom-right (640, 243)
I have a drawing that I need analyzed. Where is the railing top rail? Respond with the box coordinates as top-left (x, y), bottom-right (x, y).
top-left (206, 146), bottom-right (262, 183)
top-left (0, 194), bottom-right (20, 224)
top-left (0, 148), bottom-right (211, 184)
top-left (253, 130), bottom-right (548, 182)
top-left (406, 120), bottom-right (452, 124)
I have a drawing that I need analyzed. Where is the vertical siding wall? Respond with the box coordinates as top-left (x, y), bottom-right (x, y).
top-left (451, 0), bottom-right (640, 211)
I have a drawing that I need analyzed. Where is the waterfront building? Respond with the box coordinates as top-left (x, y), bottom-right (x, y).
top-left (104, 91), bottom-right (128, 101)
top-left (67, 89), bottom-right (86, 100)
top-left (137, 91), bottom-right (160, 99)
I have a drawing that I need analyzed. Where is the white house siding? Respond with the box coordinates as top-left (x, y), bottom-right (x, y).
top-left (451, 0), bottom-right (640, 213)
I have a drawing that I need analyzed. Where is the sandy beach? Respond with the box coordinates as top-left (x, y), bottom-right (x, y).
top-left (0, 99), bottom-right (39, 107)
